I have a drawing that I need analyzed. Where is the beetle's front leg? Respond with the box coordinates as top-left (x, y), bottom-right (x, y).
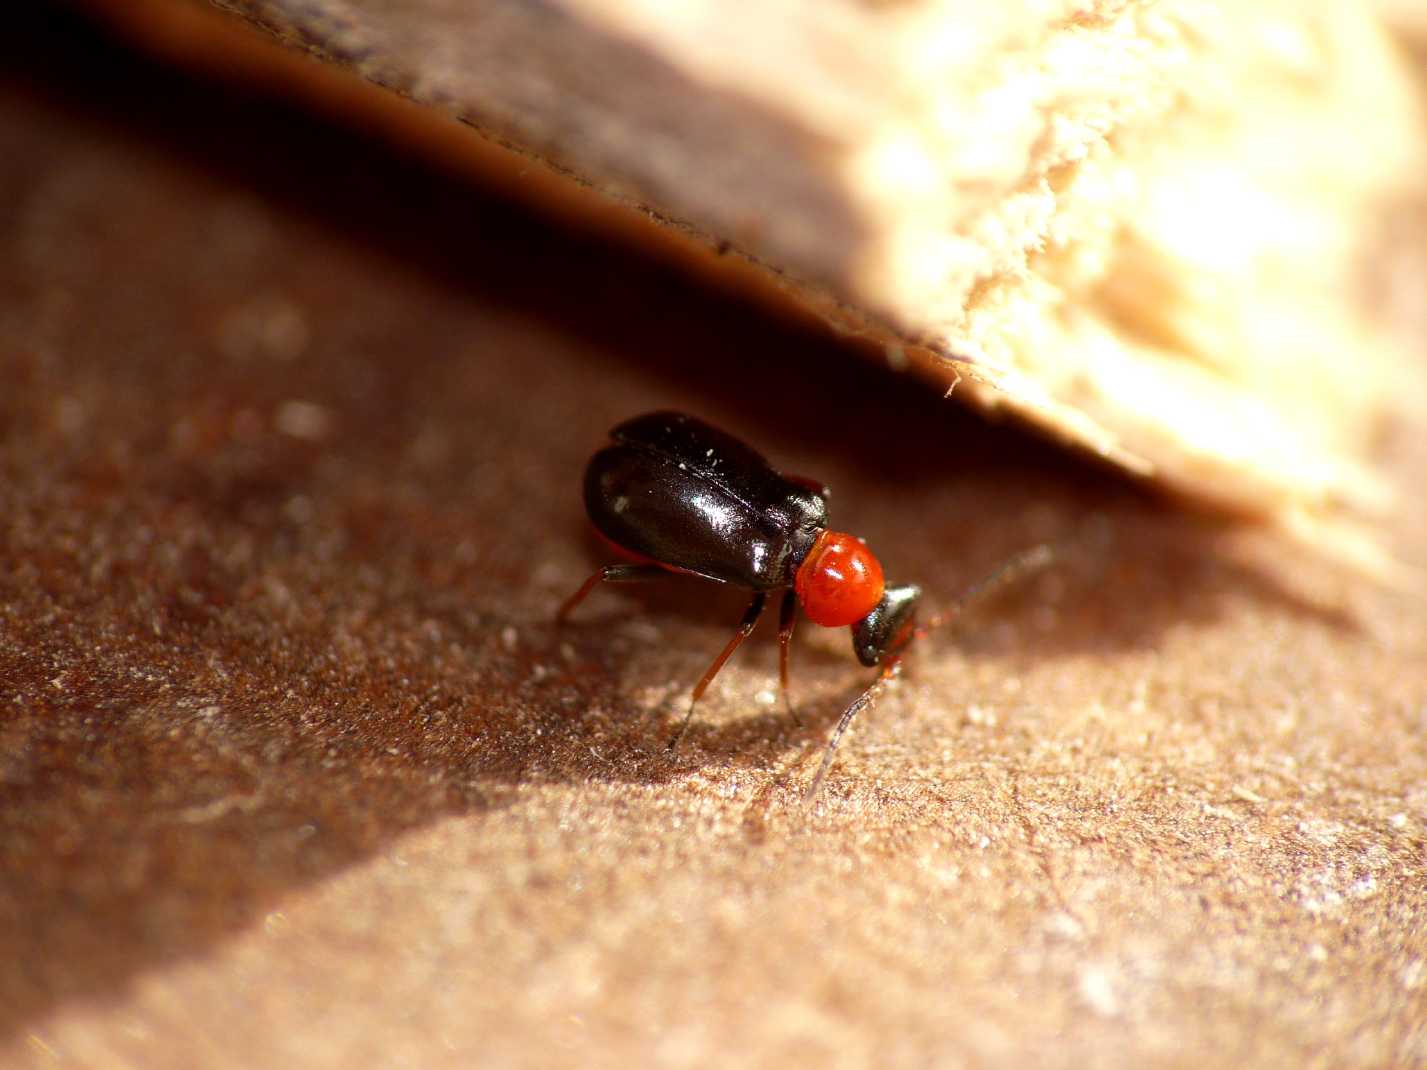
top-left (668, 591), bottom-right (768, 751)
top-left (776, 589), bottom-right (803, 727)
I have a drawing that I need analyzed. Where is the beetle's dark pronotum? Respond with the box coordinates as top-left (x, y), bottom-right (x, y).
top-left (558, 411), bottom-right (1051, 801)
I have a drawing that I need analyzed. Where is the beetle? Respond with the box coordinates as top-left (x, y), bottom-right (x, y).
top-left (557, 410), bottom-right (923, 796)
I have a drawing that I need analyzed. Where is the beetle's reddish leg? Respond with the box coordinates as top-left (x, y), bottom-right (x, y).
top-left (803, 653), bottom-right (903, 805)
top-left (668, 591), bottom-right (768, 751)
top-left (556, 564), bottom-right (670, 624)
top-left (776, 589), bottom-right (803, 727)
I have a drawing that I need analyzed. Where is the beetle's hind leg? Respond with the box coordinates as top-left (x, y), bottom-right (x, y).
top-left (556, 564), bottom-right (670, 623)
top-left (668, 591), bottom-right (768, 751)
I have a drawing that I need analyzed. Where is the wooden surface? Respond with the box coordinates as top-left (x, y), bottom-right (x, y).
top-left (4, 9), bottom-right (1427, 1067)
top-left (140, 0), bottom-right (1427, 552)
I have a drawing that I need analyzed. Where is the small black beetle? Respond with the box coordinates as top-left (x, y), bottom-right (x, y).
top-left (559, 412), bottom-right (921, 795)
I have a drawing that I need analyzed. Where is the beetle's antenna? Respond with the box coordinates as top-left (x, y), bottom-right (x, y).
top-left (803, 654), bottom-right (903, 804)
top-left (921, 542), bottom-right (1056, 637)
top-left (803, 542), bottom-right (1057, 805)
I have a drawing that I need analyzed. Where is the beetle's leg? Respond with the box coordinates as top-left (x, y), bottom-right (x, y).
top-left (556, 564), bottom-right (670, 624)
top-left (668, 591), bottom-right (767, 751)
top-left (803, 653), bottom-right (904, 805)
top-left (776, 589), bottom-right (803, 727)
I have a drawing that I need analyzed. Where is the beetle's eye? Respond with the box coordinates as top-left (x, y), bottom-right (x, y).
top-left (794, 530), bottom-right (885, 628)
